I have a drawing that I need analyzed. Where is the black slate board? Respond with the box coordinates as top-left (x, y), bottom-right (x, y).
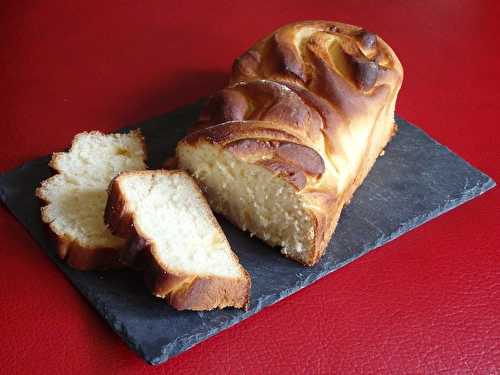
top-left (0, 101), bottom-right (495, 365)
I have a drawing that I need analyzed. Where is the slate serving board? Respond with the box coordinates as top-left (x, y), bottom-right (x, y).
top-left (0, 101), bottom-right (495, 365)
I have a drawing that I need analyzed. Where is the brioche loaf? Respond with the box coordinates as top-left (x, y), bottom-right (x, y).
top-left (36, 130), bottom-right (147, 270)
top-left (104, 170), bottom-right (250, 311)
top-left (177, 21), bottom-right (403, 266)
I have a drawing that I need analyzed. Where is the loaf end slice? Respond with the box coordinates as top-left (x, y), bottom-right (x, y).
top-left (36, 130), bottom-right (147, 270)
top-left (177, 139), bottom-right (323, 266)
top-left (105, 170), bottom-right (251, 311)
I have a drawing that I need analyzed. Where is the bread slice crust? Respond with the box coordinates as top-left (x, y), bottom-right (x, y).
top-left (36, 130), bottom-right (147, 270)
top-left (105, 170), bottom-right (251, 311)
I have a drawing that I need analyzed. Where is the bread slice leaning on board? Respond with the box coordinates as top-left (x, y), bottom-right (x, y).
top-left (104, 170), bottom-right (251, 311)
top-left (36, 130), bottom-right (147, 270)
top-left (177, 20), bottom-right (404, 266)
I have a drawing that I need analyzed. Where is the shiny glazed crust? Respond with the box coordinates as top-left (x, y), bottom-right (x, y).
top-left (104, 170), bottom-right (251, 311)
top-left (178, 21), bottom-right (403, 266)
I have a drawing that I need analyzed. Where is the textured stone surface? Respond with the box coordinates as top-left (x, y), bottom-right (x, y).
top-left (0, 101), bottom-right (495, 365)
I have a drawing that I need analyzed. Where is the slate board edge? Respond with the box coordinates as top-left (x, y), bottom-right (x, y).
top-left (394, 115), bottom-right (496, 189)
top-left (0, 108), bottom-right (496, 366)
top-left (142, 173), bottom-right (495, 365)
top-left (0, 167), bottom-right (495, 365)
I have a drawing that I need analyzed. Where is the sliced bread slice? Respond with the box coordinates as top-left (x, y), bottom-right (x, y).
top-left (36, 130), bottom-right (147, 270)
top-left (104, 170), bottom-right (250, 311)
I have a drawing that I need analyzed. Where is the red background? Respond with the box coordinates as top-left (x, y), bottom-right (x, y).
top-left (1, 1), bottom-right (499, 374)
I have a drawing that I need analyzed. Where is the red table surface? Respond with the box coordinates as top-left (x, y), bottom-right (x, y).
top-left (1, 1), bottom-right (499, 374)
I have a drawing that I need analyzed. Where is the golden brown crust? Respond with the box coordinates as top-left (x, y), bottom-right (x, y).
top-left (35, 216), bottom-right (123, 270)
top-left (177, 20), bottom-right (403, 266)
top-left (104, 170), bottom-right (251, 311)
top-left (36, 188), bottom-right (125, 271)
top-left (141, 249), bottom-right (250, 311)
top-left (55, 235), bottom-right (122, 270)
